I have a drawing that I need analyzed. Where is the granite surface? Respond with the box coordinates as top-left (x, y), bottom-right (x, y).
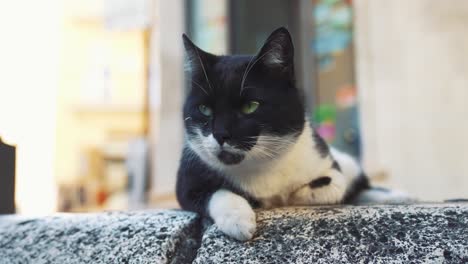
top-left (194, 204), bottom-right (468, 264)
top-left (0, 210), bottom-right (200, 264)
top-left (0, 204), bottom-right (467, 264)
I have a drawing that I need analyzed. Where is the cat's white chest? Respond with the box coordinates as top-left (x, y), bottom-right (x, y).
top-left (243, 158), bottom-right (313, 198)
top-left (228, 125), bottom-right (331, 200)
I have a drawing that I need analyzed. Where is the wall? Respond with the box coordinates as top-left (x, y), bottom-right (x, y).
top-left (0, 0), bottom-right (60, 214)
top-left (149, 0), bottom-right (185, 200)
top-left (56, 16), bottom-right (147, 185)
top-left (355, 0), bottom-right (468, 200)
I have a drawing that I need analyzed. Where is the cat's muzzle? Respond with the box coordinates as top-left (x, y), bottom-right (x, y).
top-left (217, 150), bottom-right (245, 165)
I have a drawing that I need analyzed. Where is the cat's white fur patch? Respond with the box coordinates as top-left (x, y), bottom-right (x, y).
top-left (208, 189), bottom-right (256, 241)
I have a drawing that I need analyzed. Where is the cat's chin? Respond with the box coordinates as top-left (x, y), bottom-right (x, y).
top-left (217, 150), bottom-right (245, 165)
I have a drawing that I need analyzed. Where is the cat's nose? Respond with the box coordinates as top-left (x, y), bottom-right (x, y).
top-left (213, 131), bottom-right (231, 146)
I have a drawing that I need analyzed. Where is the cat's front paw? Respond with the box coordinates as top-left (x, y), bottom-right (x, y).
top-left (209, 189), bottom-right (256, 241)
top-left (215, 206), bottom-right (256, 241)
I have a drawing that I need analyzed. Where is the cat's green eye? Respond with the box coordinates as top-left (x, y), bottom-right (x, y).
top-left (198, 104), bottom-right (213, 117)
top-left (241, 101), bottom-right (260, 115)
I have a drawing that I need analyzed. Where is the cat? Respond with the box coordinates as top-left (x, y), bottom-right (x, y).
top-left (176, 27), bottom-right (411, 241)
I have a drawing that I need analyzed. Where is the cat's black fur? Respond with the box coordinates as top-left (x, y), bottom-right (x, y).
top-left (176, 27), bottom-right (371, 219)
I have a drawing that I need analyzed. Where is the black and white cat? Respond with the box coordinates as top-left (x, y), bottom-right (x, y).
top-left (176, 27), bottom-right (410, 241)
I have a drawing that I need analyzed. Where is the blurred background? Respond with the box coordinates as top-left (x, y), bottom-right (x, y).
top-left (0, 0), bottom-right (467, 215)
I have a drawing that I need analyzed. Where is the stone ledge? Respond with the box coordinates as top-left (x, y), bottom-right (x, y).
top-left (0, 210), bottom-right (200, 264)
top-left (195, 204), bottom-right (468, 263)
top-left (0, 204), bottom-right (467, 264)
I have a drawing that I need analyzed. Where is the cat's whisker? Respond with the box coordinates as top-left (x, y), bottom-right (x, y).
top-left (184, 60), bottom-right (193, 73)
top-left (241, 49), bottom-right (274, 87)
top-left (249, 143), bottom-right (283, 159)
top-left (194, 48), bottom-right (213, 92)
top-left (260, 148), bottom-right (285, 158)
top-left (256, 150), bottom-right (278, 160)
top-left (240, 48), bottom-right (276, 95)
top-left (240, 55), bottom-right (256, 94)
top-left (257, 148), bottom-right (278, 159)
top-left (248, 147), bottom-right (275, 160)
top-left (191, 80), bottom-right (209, 95)
top-left (241, 86), bottom-right (256, 93)
top-left (260, 141), bottom-right (294, 154)
top-left (252, 139), bottom-right (296, 148)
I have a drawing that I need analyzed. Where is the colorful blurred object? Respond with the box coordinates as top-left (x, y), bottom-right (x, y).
top-left (314, 104), bottom-right (337, 142)
top-left (314, 104), bottom-right (337, 123)
top-left (336, 84), bottom-right (357, 108)
top-left (313, 85), bottom-right (362, 159)
top-left (191, 0), bottom-right (227, 54)
top-left (313, 0), bottom-right (353, 69)
top-left (334, 85), bottom-right (361, 159)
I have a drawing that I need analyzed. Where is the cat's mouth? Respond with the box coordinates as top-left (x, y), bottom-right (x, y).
top-left (217, 150), bottom-right (245, 165)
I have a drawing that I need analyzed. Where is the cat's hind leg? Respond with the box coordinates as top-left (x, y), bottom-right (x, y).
top-left (288, 167), bottom-right (349, 205)
top-left (288, 148), bottom-right (362, 205)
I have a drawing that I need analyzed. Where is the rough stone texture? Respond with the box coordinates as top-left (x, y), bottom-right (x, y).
top-left (0, 210), bottom-right (200, 264)
top-left (194, 204), bottom-right (468, 264)
top-left (1, 204), bottom-right (467, 264)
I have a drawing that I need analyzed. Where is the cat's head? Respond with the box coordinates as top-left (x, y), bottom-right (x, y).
top-left (183, 27), bottom-right (305, 169)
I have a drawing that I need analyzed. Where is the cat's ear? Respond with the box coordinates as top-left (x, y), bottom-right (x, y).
top-left (182, 34), bottom-right (216, 73)
top-left (256, 27), bottom-right (294, 73)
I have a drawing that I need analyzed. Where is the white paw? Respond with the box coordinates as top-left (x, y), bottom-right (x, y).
top-left (215, 206), bottom-right (256, 241)
top-left (209, 189), bottom-right (256, 241)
